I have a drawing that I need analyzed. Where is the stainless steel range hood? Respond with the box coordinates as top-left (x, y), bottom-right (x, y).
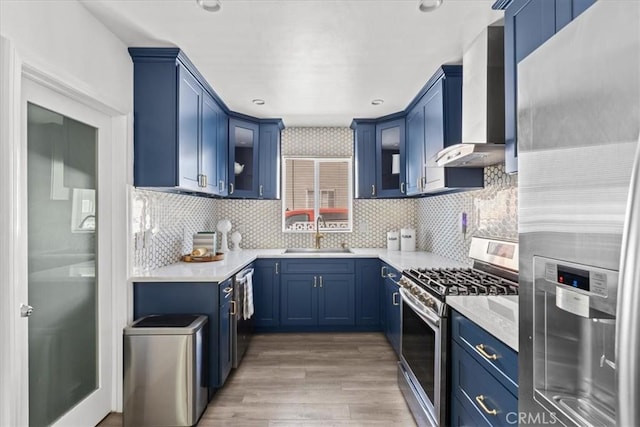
top-left (436, 25), bottom-right (505, 168)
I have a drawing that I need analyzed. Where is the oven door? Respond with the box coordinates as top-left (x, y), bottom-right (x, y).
top-left (398, 288), bottom-right (446, 427)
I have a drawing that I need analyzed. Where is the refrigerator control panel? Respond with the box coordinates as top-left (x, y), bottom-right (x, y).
top-left (544, 261), bottom-right (609, 297)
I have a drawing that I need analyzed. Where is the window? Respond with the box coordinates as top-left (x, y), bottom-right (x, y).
top-left (282, 157), bottom-right (352, 232)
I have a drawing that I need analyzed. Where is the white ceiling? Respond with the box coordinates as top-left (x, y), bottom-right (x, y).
top-left (81, 0), bottom-right (503, 127)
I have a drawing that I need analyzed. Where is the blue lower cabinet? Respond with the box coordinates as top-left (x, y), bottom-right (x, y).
top-left (280, 273), bottom-right (355, 327)
top-left (451, 394), bottom-right (489, 427)
top-left (281, 274), bottom-right (318, 326)
top-left (133, 280), bottom-right (232, 395)
top-left (318, 274), bottom-right (355, 326)
top-left (383, 267), bottom-right (401, 356)
top-left (450, 310), bottom-right (518, 426)
top-left (355, 259), bottom-right (381, 326)
top-left (253, 259), bottom-right (280, 328)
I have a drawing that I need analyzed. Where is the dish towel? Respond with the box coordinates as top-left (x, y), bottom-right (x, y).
top-left (243, 270), bottom-right (254, 320)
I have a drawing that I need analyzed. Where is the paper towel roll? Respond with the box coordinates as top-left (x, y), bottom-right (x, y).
top-left (400, 228), bottom-right (416, 252)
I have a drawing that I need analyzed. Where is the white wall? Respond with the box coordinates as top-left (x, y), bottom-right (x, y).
top-left (0, 0), bottom-right (133, 417)
top-left (0, 0), bottom-right (132, 114)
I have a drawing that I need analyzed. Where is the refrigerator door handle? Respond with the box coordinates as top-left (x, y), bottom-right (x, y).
top-left (616, 133), bottom-right (640, 427)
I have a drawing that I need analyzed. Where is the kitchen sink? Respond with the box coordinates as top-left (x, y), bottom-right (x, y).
top-left (284, 248), bottom-right (353, 254)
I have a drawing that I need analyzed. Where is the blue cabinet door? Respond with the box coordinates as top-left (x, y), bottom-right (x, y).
top-left (502, 0), bottom-right (594, 173)
top-left (355, 259), bottom-right (381, 326)
top-left (133, 281), bottom-right (221, 393)
top-left (385, 276), bottom-right (401, 356)
top-left (451, 340), bottom-right (518, 426)
top-left (318, 274), bottom-right (355, 326)
top-left (254, 259), bottom-right (280, 328)
top-left (423, 80), bottom-right (446, 193)
top-left (280, 274), bottom-right (317, 326)
top-left (258, 123), bottom-right (281, 199)
top-left (201, 91), bottom-right (224, 195)
top-left (405, 103), bottom-right (425, 196)
top-left (375, 118), bottom-right (406, 198)
top-left (555, 0), bottom-right (596, 32)
top-left (504, 0), bottom-right (556, 174)
top-left (219, 284), bottom-right (233, 386)
top-left (215, 103), bottom-right (228, 196)
top-left (177, 66), bottom-right (202, 191)
top-left (353, 122), bottom-right (377, 199)
top-left (228, 117), bottom-right (260, 198)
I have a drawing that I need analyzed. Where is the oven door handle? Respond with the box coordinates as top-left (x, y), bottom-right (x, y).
top-left (399, 288), bottom-right (440, 328)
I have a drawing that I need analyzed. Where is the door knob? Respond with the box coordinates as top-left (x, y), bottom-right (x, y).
top-left (20, 304), bottom-right (34, 317)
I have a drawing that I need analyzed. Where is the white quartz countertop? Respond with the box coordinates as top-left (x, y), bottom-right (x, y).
top-left (130, 248), bottom-right (466, 283)
top-left (447, 295), bottom-right (519, 352)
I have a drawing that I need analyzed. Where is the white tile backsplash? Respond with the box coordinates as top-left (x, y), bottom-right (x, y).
top-left (130, 128), bottom-right (517, 271)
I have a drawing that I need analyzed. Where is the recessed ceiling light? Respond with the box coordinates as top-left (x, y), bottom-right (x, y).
top-left (371, 99), bottom-right (384, 106)
top-left (196, 0), bottom-right (221, 12)
top-left (418, 0), bottom-right (443, 12)
top-left (252, 99), bottom-right (265, 105)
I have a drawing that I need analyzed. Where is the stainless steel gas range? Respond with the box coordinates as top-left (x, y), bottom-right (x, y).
top-left (396, 237), bottom-right (519, 427)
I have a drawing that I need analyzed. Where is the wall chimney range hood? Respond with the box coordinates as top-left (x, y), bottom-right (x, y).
top-left (436, 25), bottom-right (505, 168)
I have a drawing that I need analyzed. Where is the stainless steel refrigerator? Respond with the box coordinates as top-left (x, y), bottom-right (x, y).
top-left (518, 2), bottom-right (640, 426)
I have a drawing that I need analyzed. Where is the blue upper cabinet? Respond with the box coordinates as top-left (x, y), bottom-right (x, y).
top-left (228, 117), bottom-right (260, 198)
top-left (352, 122), bottom-right (377, 199)
top-left (496, 0), bottom-right (595, 173)
top-left (129, 48), bottom-right (283, 199)
top-left (258, 121), bottom-right (282, 199)
top-left (130, 48), bottom-right (228, 196)
top-left (351, 117), bottom-right (406, 199)
top-left (406, 66), bottom-right (483, 195)
top-left (228, 116), bottom-right (283, 199)
top-left (405, 101), bottom-right (425, 196)
top-left (376, 118), bottom-right (406, 198)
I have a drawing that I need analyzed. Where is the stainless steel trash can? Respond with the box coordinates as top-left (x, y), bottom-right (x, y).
top-left (123, 314), bottom-right (209, 427)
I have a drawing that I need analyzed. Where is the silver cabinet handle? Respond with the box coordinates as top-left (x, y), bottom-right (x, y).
top-left (371, 184), bottom-right (376, 196)
top-left (319, 276), bottom-right (323, 288)
top-left (20, 304), bottom-right (33, 317)
top-left (392, 292), bottom-right (399, 306)
top-left (313, 276), bottom-right (317, 288)
top-left (202, 174), bottom-right (207, 188)
top-left (400, 182), bottom-right (405, 194)
top-left (229, 182), bottom-right (234, 194)
top-left (219, 180), bottom-right (224, 192)
top-left (230, 300), bottom-right (237, 316)
top-left (259, 184), bottom-right (263, 197)
top-left (275, 262), bottom-right (279, 275)
top-left (417, 177), bottom-right (422, 192)
top-left (381, 265), bottom-right (388, 278)
top-left (224, 286), bottom-right (233, 294)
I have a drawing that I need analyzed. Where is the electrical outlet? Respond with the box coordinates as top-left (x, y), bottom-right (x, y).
top-left (358, 221), bottom-right (369, 233)
top-left (135, 232), bottom-right (144, 250)
top-left (237, 223), bottom-right (246, 234)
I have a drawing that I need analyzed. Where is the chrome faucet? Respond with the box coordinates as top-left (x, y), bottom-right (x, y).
top-left (314, 215), bottom-right (327, 249)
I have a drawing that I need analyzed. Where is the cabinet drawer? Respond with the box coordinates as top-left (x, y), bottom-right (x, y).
top-left (451, 341), bottom-right (517, 426)
top-left (451, 311), bottom-right (517, 394)
top-left (451, 395), bottom-right (489, 427)
top-left (281, 259), bottom-right (355, 274)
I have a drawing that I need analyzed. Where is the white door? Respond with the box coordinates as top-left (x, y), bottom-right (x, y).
top-left (19, 77), bottom-right (113, 427)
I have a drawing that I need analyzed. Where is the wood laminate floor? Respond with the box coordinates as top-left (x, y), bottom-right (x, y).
top-left (98, 332), bottom-right (417, 427)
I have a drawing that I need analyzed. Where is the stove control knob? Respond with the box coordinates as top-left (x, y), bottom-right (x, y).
top-left (410, 287), bottom-right (420, 296)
